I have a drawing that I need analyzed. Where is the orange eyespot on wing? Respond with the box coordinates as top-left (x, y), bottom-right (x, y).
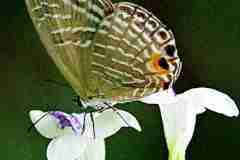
top-left (147, 53), bottom-right (170, 75)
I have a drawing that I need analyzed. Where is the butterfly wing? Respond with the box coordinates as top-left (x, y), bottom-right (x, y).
top-left (88, 2), bottom-right (181, 101)
top-left (25, 0), bottom-right (114, 99)
top-left (25, 0), bottom-right (181, 103)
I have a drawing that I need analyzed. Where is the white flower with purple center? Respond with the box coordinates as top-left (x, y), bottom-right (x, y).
top-left (29, 109), bottom-right (141, 160)
top-left (141, 87), bottom-right (239, 160)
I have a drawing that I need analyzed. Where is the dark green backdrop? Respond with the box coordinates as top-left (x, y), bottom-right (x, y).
top-left (1, 0), bottom-right (240, 160)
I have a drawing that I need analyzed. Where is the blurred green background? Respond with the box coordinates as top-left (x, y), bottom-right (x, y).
top-left (1, 0), bottom-right (240, 159)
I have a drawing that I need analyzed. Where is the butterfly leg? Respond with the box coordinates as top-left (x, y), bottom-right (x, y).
top-left (90, 112), bottom-right (96, 139)
top-left (81, 112), bottom-right (87, 135)
top-left (80, 111), bottom-right (96, 138)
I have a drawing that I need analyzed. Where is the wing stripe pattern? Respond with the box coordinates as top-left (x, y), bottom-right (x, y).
top-left (26, 0), bottom-right (181, 102)
top-left (25, 0), bottom-right (114, 99)
top-left (90, 2), bottom-right (181, 100)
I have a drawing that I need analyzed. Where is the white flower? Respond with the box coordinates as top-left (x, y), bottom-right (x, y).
top-left (29, 109), bottom-right (141, 160)
top-left (140, 87), bottom-right (239, 160)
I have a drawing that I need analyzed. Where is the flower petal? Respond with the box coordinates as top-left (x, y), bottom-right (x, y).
top-left (74, 109), bottom-right (141, 139)
top-left (116, 110), bottom-right (142, 131)
top-left (180, 88), bottom-right (239, 117)
top-left (29, 110), bottom-right (73, 139)
top-left (157, 87), bottom-right (239, 160)
top-left (76, 139), bottom-right (105, 160)
top-left (159, 101), bottom-right (197, 160)
top-left (47, 136), bottom-right (105, 160)
top-left (140, 88), bottom-right (177, 105)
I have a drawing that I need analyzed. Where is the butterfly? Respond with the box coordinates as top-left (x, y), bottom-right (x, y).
top-left (25, 0), bottom-right (182, 109)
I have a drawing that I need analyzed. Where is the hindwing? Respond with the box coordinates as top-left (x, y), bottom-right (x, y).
top-left (25, 0), bottom-right (181, 102)
top-left (88, 2), bottom-right (181, 101)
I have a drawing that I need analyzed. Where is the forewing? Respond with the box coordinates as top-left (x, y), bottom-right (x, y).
top-left (25, 0), bottom-right (114, 99)
top-left (88, 2), bottom-right (181, 101)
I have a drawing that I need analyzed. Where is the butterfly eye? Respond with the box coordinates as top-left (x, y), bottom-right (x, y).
top-left (158, 58), bottom-right (169, 70)
top-left (164, 45), bottom-right (176, 57)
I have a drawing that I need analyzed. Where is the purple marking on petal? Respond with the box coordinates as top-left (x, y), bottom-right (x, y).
top-left (50, 111), bottom-right (72, 129)
top-left (70, 116), bottom-right (82, 133)
top-left (50, 111), bottom-right (83, 133)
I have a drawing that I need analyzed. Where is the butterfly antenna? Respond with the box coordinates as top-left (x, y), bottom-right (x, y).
top-left (113, 108), bottom-right (131, 128)
top-left (28, 105), bottom-right (57, 133)
top-left (103, 103), bottom-right (130, 127)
